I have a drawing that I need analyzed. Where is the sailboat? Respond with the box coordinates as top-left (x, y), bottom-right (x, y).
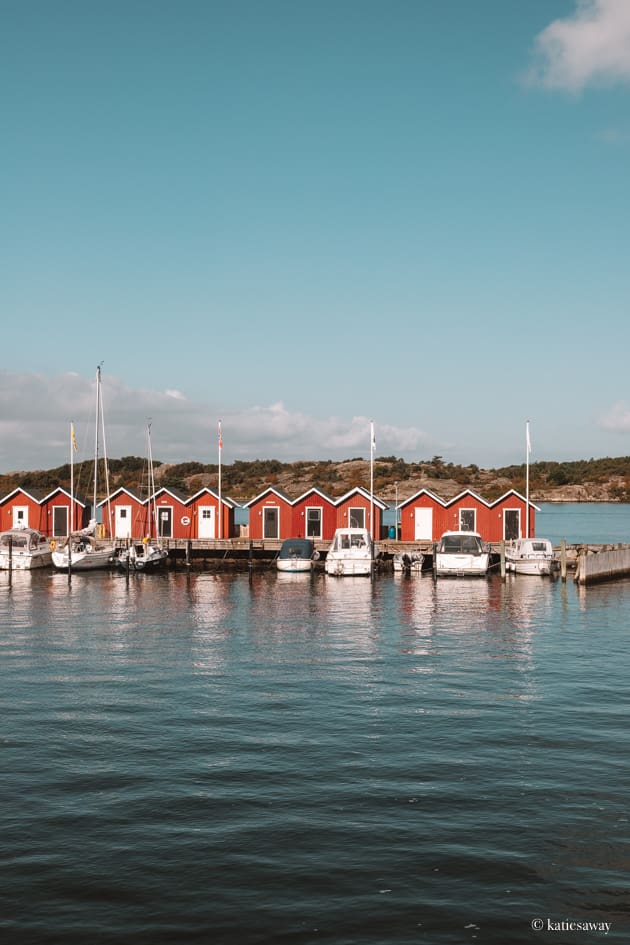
top-left (113, 423), bottom-right (169, 572)
top-left (52, 366), bottom-right (115, 572)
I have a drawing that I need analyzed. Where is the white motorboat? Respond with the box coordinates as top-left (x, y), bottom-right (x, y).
top-left (0, 528), bottom-right (53, 570)
top-left (506, 537), bottom-right (557, 576)
top-left (276, 538), bottom-right (317, 572)
top-left (325, 527), bottom-right (373, 576)
top-left (434, 530), bottom-right (490, 577)
top-left (393, 550), bottom-right (424, 573)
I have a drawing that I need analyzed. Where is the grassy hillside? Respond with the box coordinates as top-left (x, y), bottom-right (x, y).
top-left (4, 454), bottom-right (630, 503)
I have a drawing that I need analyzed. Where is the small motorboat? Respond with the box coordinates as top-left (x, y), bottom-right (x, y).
top-left (276, 538), bottom-right (317, 572)
top-left (434, 530), bottom-right (489, 577)
top-left (505, 537), bottom-right (557, 576)
top-left (393, 550), bottom-right (425, 573)
top-left (325, 527), bottom-right (373, 577)
top-left (0, 527), bottom-right (53, 570)
top-left (113, 541), bottom-right (169, 572)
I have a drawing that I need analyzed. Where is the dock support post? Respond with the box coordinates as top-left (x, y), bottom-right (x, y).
top-left (560, 540), bottom-right (567, 582)
top-left (8, 536), bottom-right (12, 585)
top-left (186, 540), bottom-right (191, 568)
top-left (432, 542), bottom-right (437, 581)
top-left (500, 540), bottom-right (506, 580)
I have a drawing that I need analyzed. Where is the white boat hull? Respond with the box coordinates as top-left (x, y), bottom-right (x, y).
top-left (52, 545), bottom-right (114, 571)
top-left (325, 557), bottom-right (372, 576)
top-left (0, 550), bottom-right (52, 570)
top-left (506, 557), bottom-right (554, 576)
top-left (435, 553), bottom-right (490, 577)
top-left (277, 558), bottom-right (312, 572)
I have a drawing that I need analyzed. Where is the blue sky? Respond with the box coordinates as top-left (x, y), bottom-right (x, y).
top-left (2, 0), bottom-right (630, 472)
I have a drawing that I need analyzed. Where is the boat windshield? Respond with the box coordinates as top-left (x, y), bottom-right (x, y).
top-left (439, 534), bottom-right (483, 554)
top-left (335, 533), bottom-right (368, 551)
top-left (1, 533), bottom-right (30, 549)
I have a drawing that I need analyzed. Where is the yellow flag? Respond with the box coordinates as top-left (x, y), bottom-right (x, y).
top-left (71, 423), bottom-right (78, 452)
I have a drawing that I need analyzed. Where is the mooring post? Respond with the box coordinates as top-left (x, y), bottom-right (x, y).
top-left (560, 539), bottom-right (567, 582)
top-left (186, 540), bottom-right (191, 568)
top-left (500, 541), bottom-right (506, 580)
top-left (432, 542), bottom-right (437, 581)
top-left (8, 536), bottom-right (12, 585)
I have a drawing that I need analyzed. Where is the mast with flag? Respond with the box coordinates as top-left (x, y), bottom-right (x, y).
top-left (218, 420), bottom-right (223, 540)
top-left (526, 420), bottom-right (531, 538)
top-left (370, 420), bottom-right (375, 541)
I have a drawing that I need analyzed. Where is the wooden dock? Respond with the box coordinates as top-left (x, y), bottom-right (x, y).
top-left (109, 538), bottom-right (630, 585)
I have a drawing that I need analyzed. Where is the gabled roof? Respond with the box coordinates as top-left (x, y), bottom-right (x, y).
top-left (398, 488), bottom-right (446, 509)
top-left (187, 486), bottom-right (237, 508)
top-left (41, 486), bottom-right (89, 507)
top-left (97, 486), bottom-right (144, 507)
top-left (489, 488), bottom-right (541, 512)
top-left (443, 488), bottom-right (491, 508)
top-left (0, 485), bottom-right (49, 504)
top-left (151, 486), bottom-right (190, 504)
top-left (243, 486), bottom-right (294, 508)
top-left (334, 486), bottom-right (388, 510)
top-left (292, 486), bottom-right (336, 505)
top-left (1, 485), bottom-right (87, 507)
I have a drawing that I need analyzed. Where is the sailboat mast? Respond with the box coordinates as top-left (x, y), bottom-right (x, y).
top-left (147, 422), bottom-right (158, 540)
top-left (93, 364), bottom-right (101, 521)
top-left (526, 420), bottom-right (531, 539)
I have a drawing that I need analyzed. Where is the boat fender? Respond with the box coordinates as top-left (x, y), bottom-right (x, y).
top-left (312, 550), bottom-right (320, 560)
top-left (181, 515), bottom-right (191, 526)
top-left (142, 536), bottom-right (150, 544)
top-left (50, 540), bottom-right (57, 550)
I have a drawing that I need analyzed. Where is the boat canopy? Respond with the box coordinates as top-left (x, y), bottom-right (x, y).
top-left (278, 538), bottom-right (314, 560)
top-left (0, 528), bottom-right (47, 551)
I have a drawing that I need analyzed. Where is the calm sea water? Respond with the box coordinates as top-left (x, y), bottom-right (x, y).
top-left (2, 506), bottom-right (629, 944)
top-left (537, 501), bottom-right (630, 545)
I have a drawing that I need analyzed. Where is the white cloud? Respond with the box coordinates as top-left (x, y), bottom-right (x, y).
top-left (527, 0), bottom-right (630, 92)
top-left (600, 401), bottom-right (630, 433)
top-left (0, 372), bottom-right (429, 472)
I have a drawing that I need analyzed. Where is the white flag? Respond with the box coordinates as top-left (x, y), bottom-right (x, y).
top-left (371, 421), bottom-right (375, 453)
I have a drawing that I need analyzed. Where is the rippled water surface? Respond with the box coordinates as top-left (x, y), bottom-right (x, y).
top-left (1, 567), bottom-right (629, 944)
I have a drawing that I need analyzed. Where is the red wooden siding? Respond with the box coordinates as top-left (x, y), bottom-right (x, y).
top-left (334, 489), bottom-right (385, 538)
top-left (246, 489), bottom-right (294, 540)
top-left (187, 490), bottom-right (235, 540)
top-left (0, 488), bottom-right (89, 537)
top-left (291, 490), bottom-right (337, 541)
top-left (399, 489), bottom-right (536, 542)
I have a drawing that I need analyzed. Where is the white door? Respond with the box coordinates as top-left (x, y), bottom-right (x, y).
top-left (115, 505), bottom-right (132, 538)
top-left (12, 506), bottom-right (29, 528)
top-left (198, 506), bottom-right (215, 539)
top-left (414, 507), bottom-right (433, 540)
